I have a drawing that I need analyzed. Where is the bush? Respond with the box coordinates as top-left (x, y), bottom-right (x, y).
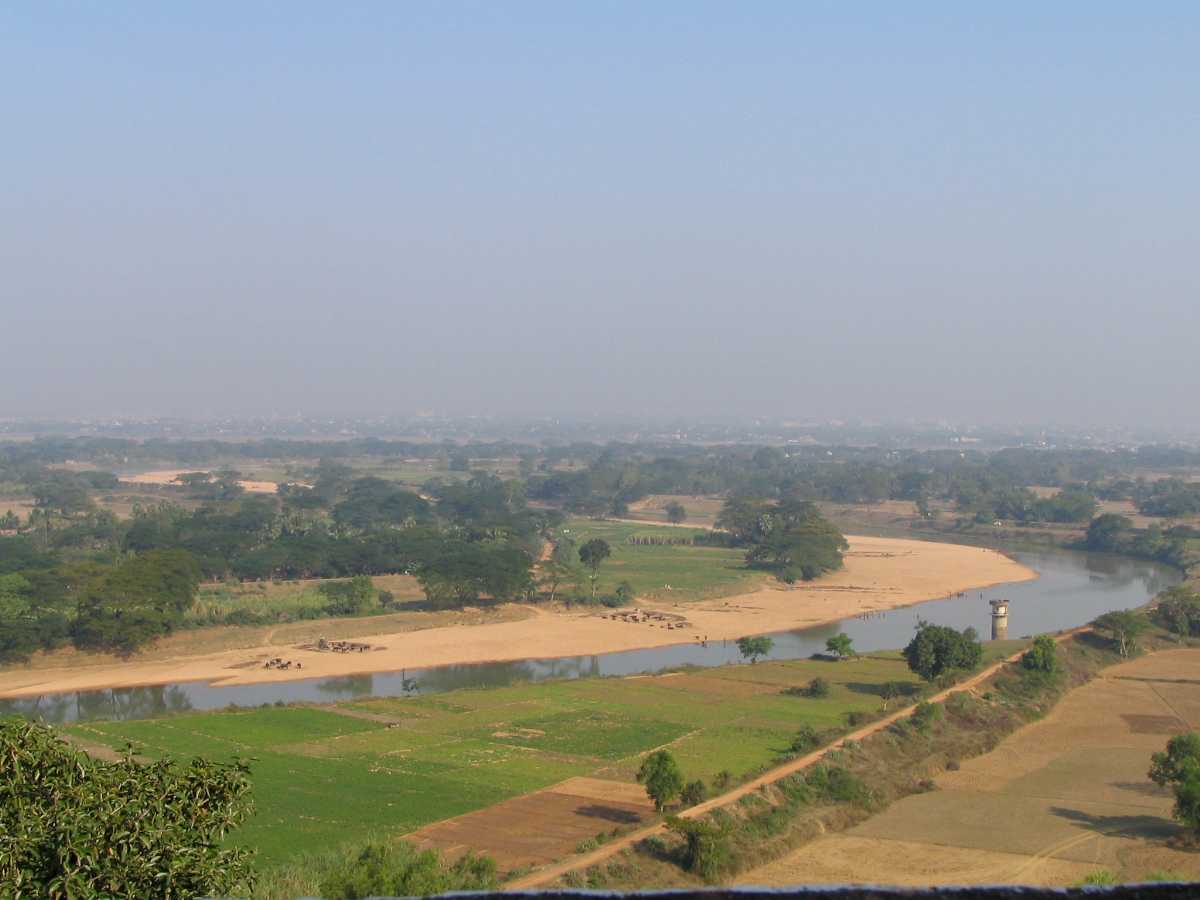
top-left (786, 676), bottom-right (830, 698)
top-left (713, 769), bottom-right (733, 790)
top-left (664, 816), bottom-right (732, 882)
top-left (680, 779), bottom-right (708, 806)
top-left (911, 701), bottom-right (944, 733)
top-left (0, 717), bottom-right (254, 898)
top-left (805, 764), bottom-right (872, 808)
top-left (844, 710), bottom-right (873, 728)
top-left (318, 842), bottom-right (496, 899)
top-left (1021, 634), bottom-right (1060, 674)
top-left (789, 724), bottom-right (821, 754)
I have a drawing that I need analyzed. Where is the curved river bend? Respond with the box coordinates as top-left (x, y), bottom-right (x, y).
top-left (1, 549), bottom-right (1180, 724)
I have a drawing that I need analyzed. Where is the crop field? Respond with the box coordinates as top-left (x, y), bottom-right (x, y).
top-left (743, 648), bottom-right (1200, 887)
top-left (65, 653), bottom-right (926, 871)
top-left (561, 518), bottom-right (768, 601)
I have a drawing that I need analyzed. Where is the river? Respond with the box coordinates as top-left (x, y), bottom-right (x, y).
top-left (0, 548), bottom-right (1180, 725)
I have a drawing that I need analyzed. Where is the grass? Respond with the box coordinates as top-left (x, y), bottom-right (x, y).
top-left (560, 518), bottom-right (769, 602)
top-left (64, 652), bottom-right (928, 874)
top-left (187, 574), bottom-right (426, 625)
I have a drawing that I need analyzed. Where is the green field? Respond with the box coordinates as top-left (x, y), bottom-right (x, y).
top-left (187, 574), bottom-right (427, 625)
top-left (561, 518), bottom-right (768, 601)
top-left (65, 653), bottom-right (938, 871)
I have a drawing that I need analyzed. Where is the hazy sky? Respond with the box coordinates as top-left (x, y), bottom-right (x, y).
top-left (3, 3), bottom-right (1198, 425)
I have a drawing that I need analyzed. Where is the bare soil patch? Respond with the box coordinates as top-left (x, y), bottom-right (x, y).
top-left (407, 777), bottom-right (654, 870)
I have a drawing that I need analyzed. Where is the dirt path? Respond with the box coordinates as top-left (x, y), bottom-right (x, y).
top-left (505, 636), bottom-right (1059, 890)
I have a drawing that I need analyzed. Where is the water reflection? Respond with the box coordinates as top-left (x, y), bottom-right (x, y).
top-left (2, 685), bottom-right (194, 726)
top-left (0, 549), bottom-right (1180, 725)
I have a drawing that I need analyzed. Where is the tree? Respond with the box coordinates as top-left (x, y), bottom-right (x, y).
top-left (664, 501), bottom-right (687, 524)
top-left (1152, 586), bottom-right (1200, 637)
top-left (578, 538), bottom-right (611, 602)
top-left (825, 632), bottom-right (854, 659)
top-left (637, 749), bottom-right (684, 811)
top-left (902, 621), bottom-right (982, 681)
top-left (0, 574), bottom-right (40, 663)
top-left (0, 509), bottom-right (20, 531)
top-left (1150, 732), bottom-right (1200, 835)
top-left (1092, 609), bottom-right (1147, 658)
top-left (72, 550), bottom-right (202, 656)
top-left (1021, 634), bottom-right (1059, 674)
top-left (664, 815), bottom-right (731, 881)
top-left (0, 717), bottom-right (254, 897)
top-left (319, 575), bottom-right (378, 616)
top-left (735, 500), bottom-right (848, 583)
top-left (1085, 513), bottom-right (1132, 553)
top-left (736, 635), bottom-right (774, 664)
top-left (538, 539), bottom-right (580, 604)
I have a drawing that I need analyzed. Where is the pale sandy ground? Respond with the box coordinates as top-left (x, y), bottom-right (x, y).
top-left (0, 536), bottom-right (1033, 700)
top-left (740, 648), bottom-right (1200, 887)
top-left (119, 469), bottom-right (279, 493)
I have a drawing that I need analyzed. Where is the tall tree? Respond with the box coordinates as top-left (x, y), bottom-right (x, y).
top-left (578, 538), bottom-right (611, 602)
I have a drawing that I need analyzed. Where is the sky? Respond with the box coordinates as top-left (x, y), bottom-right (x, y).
top-left (2, 2), bottom-right (1198, 425)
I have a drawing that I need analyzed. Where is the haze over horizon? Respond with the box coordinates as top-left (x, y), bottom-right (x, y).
top-left (4, 3), bottom-right (1197, 427)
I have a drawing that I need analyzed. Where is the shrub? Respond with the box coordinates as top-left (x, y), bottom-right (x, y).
top-left (794, 677), bottom-right (830, 698)
top-left (713, 769), bottom-right (733, 790)
top-left (805, 764), bottom-right (872, 808)
top-left (1021, 634), bottom-right (1060, 674)
top-left (789, 724), bottom-right (821, 754)
top-left (664, 816), bottom-right (732, 882)
top-left (844, 710), bottom-right (873, 728)
top-left (680, 779), bottom-right (708, 806)
top-left (911, 701), bottom-right (944, 733)
top-left (318, 842), bottom-right (496, 899)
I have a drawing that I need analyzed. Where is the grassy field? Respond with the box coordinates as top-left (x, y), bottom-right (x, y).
top-left (188, 573), bottom-right (427, 625)
top-left (624, 494), bottom-right (727, 527)
top-left (561, 518), bottom-right (768, 601)
top-left (65, 652), bottom-right (937, 872)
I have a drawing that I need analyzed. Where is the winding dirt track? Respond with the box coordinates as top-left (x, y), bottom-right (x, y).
top-left (504, 634), bottom-right (1077, 890)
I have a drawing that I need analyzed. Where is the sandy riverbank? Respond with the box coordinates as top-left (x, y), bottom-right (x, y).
top-left (0, 536), bottom-right (1034, 699)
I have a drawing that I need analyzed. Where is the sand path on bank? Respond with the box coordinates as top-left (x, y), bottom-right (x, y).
top-left (0, 536), bottom-right (1033, 699)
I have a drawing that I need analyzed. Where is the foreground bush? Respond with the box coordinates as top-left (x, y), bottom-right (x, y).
top-left (317, 842), bottom-right (496, 899)
top-left (0, 717), bottom-right (253, 898)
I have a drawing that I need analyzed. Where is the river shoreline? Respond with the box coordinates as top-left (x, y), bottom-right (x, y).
top-left (0, 535), bottom-right (1034, 701)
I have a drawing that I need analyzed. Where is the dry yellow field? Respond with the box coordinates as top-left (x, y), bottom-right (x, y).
top-left (741, 649), bottom-right (1200, 887)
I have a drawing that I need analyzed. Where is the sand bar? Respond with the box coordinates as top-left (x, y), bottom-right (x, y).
top-left (0, 536), bottom-right (1034, 699)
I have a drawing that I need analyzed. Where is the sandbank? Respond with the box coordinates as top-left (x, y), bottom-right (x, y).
top-left (0, 536), bottom-right (1034, 699)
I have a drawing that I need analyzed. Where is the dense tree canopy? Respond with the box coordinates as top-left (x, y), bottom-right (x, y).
top-left (0, 717), bottom-right (254, 898)
top-left (902, 622), bottom-right (982, 681)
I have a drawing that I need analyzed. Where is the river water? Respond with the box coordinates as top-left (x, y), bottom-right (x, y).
top-left (0, 549), bottom-right (1180, 725)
